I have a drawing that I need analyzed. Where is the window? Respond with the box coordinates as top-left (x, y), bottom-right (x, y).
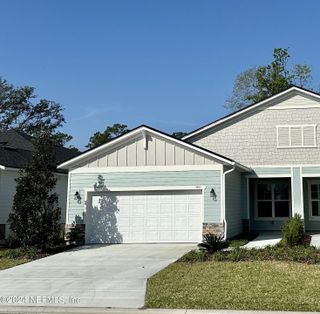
top-left (309, 182), bottom-right (320, 219)
top-left (0, 224), bottom-right (5, 240)
top-left (255, 182), bottom-right (291, 219)
top-left (277, 125), bottom-right (316, 148)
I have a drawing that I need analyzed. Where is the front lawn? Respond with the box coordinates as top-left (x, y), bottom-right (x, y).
top-left (146, 260), bottom-right (320, 311)
top-left (0, 243), bottom-right (78, 271)
top-left (0, 248), bottom-right (35, 270)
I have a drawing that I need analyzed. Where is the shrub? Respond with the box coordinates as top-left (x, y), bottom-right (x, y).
top-left (282, 214), bottom-right (304, 247)
top-left (198, 233), bottom-right (227, 253)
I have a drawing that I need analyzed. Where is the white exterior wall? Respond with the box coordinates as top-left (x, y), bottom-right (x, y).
top-left (0, 169), bottom-right (68, 237)
top-left (191, 95), bottom-right (320, 166)
top-left (78, 133), bottom-right (218, 168)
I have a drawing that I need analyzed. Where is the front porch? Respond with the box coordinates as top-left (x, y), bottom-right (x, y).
top-left (246, 175), bottom-right (320, 233)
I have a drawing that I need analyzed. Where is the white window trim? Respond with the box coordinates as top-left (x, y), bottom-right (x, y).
top-left (308, 180), bottom-right (320, 221)
top-left (276, 124), bottom-right (317, 148)
top-left (254, 180), bottom-right (291, 221)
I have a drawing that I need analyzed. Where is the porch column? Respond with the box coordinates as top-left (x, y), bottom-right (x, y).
top-left (291, 167), bottom-right (304, 219)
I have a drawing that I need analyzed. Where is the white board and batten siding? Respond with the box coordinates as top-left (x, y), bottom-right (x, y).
top-left (76, 133), bottom-right (218, 169)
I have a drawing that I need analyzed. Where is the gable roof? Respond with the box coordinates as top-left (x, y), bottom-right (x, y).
top-left (58, 125), bottom-right (250, 171)
top-left (183, 86), bottom-right (320, 141)
top-left (0, 130), bottom-right (80, 172)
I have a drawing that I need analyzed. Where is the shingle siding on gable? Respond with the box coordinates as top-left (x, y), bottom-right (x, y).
top-left (191, 107), bottom-right (320, 166)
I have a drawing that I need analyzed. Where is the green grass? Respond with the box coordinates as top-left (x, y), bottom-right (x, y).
top-left (0, 248), bottom-right (37, 270)
top-left (146, 261), bottom-right (320, 311)
top-left (0, 257), bottom-right (32, 270)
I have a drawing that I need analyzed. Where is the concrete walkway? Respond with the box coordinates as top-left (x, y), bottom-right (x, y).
top-left (243, 232), bottom-right (282, 249)
top-left (0, 307), bottom-right (317, 314)
top-left (0, 244), bottom-right (194, 309)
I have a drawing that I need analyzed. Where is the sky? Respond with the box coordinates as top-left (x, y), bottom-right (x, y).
top-left (1, 0), bottom-right (320, 150)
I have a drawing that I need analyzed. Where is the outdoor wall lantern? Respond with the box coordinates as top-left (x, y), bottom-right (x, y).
top-left (210, 188), bottom-right (217, 201)
top-left (74, 191), bottom-right (82, 204)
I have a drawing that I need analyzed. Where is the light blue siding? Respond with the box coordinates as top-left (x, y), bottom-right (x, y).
top-left (225, 170), bottom-right (243, 238)
top-left (252, 167), bottom-right (291, 176)
top-left (302, 166), bottom-right (320, 176)
top-left (304, 179), bottom-right (320, 231)
top-left (68, 170), bottom-right (221, 224)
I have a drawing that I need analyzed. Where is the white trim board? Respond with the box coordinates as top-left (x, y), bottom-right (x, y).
top-left (84, 185), bottom-right (206, 193)
top-left (70, 165), bottom-right (223, 174)
top-left (183, 87), bottom-right (320, 140)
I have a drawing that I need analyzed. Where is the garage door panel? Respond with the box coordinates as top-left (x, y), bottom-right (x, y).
top-left (159, 216), bottom-right (172, 229)
top-left (175, 203), bottom-right (188, 214)
top-left (145, 217), bottom-right (158, 228)
top-left (87, 190), bottom-right (202, 243)
top-left (189, 203), bottom-right (201, 215)
top-left (145, 231), bottom-right (158, 241)
top-left (174, 216), bottom-right (188, 229)
top-left (174, 231), bottom-right (188, 241)
top-left (131, 217), bottom-right (144, 229)
top-left (159, 230), bottom-right (173, 241)
top-left (160, 203), bottom-right (173, 214)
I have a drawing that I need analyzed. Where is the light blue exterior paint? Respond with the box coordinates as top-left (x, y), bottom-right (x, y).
top-left (68, 170), bottom-right (221, 225)
top-left (225, 169), bottom-right (243, 238)
top-left (252, 167), bottom-right (291, 177)
top-left (303, 179), bottom-right (320, 231)
top-left (302, 166), bottom-right (320, 176)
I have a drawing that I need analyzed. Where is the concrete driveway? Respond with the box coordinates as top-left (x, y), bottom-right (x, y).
top-left (0, 244), bottom-right (194, 308)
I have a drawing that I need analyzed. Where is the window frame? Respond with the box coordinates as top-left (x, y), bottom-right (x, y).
top-left (254, 180), bottom-right (291, 221)
top-left (308, 180), bottom-right (320, 221)
top-left (276, 124), bottom-right (317, 148)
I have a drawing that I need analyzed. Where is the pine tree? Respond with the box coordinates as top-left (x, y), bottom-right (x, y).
top-left (8, 131), bottom-right (61, 249)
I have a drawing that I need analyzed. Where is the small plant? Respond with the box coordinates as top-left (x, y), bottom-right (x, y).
top-left (198, 233), bottom-right (226, 254)
top-left (282, 214), bottom-right (304, 247)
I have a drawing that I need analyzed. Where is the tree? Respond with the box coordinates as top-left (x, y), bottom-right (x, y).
top-left (0, 77), bottom-right (72, 145)
top-left (225, 48), bottom-right (313, 111)
top-left (86, 123), bottom-right (130, 148)
top-left (8, 130), bottom-right (61, 249)
top-left (172, 131), bottom-right (188, 139)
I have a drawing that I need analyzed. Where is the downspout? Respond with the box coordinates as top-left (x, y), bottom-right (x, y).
top-left (222, 162), bottom-right (236, 240)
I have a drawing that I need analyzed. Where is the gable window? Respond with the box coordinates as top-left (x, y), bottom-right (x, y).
top-left (309, 181), bottom-right (320, 219)
top-left (277, 125), bottom-right (317, 148)
top-left (255, 181), bottom-right (291, 220)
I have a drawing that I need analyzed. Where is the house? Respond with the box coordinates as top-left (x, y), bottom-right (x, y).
top-left (0, 130), bottom-right (80, 240)
top-left (58, 86), bottom-right (320, 243)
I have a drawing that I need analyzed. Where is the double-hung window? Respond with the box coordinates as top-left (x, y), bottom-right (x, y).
top-left (255, 181), bottom-right (291, 219)
top-left (309, 182), bottom-right (320, 219)
top-left (277, 125), bottom-right (317, 148)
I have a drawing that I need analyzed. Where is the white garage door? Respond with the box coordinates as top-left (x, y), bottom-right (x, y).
top-left (86, 190), bottom-right (202, 243)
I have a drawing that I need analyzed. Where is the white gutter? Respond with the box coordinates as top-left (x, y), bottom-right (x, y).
top-left (222, 162), bottom-right (236, 240)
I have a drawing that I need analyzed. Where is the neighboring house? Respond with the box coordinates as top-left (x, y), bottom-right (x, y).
top-left (0, 130), bottom-right (80, 240)
top-left (58, 86), bottom-right (320, 243)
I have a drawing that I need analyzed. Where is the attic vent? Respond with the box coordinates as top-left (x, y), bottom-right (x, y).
top-left (277, 125), bottom-right (317, 148)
